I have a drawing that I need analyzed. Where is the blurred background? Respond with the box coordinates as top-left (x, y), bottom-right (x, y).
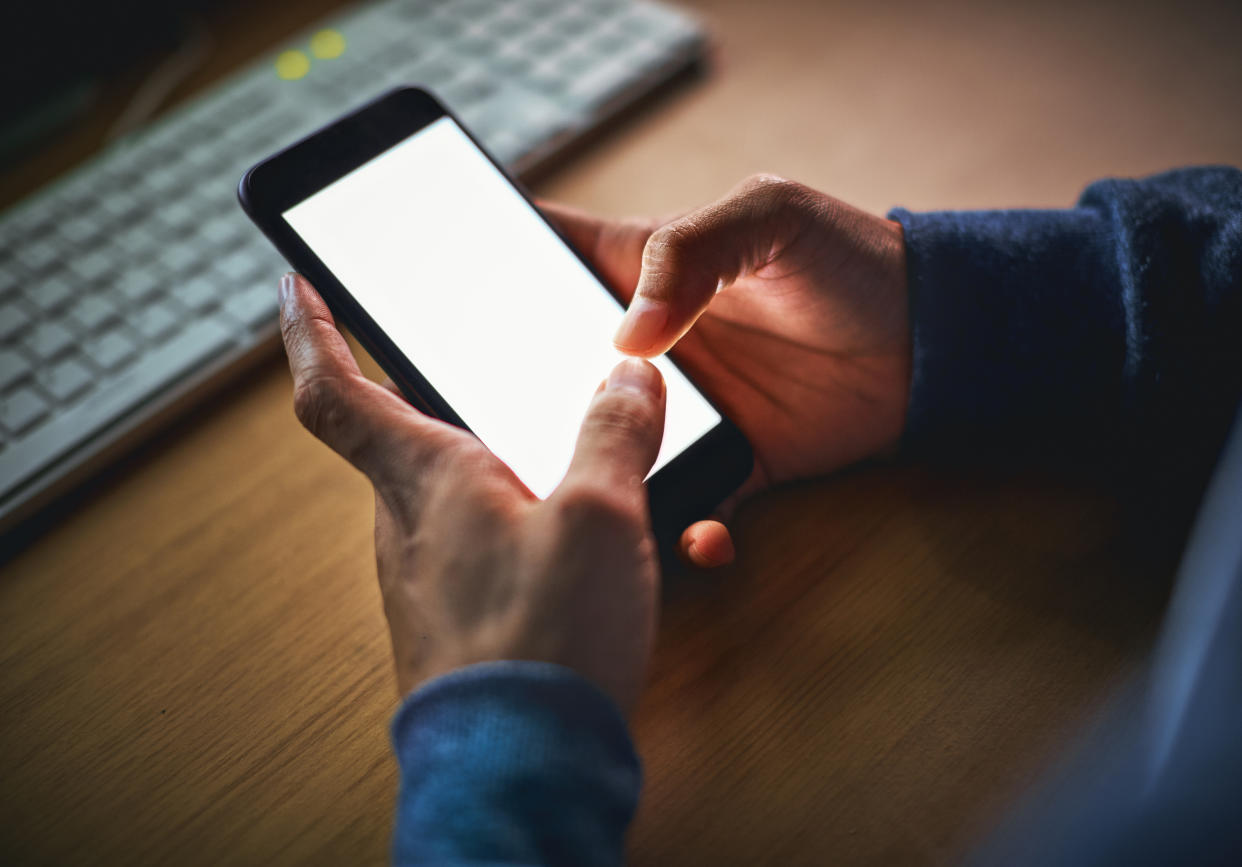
top-left (5, 0), bottom-right (1240, 211)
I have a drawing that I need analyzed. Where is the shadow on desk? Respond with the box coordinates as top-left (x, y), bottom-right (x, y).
top-left (628, 464), bottom-right (1169, 866)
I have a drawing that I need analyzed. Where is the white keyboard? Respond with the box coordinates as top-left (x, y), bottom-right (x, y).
top-left (0, 0), bottom-right (705, 533)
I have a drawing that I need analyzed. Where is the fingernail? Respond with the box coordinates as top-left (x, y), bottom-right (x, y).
top-left (279, 272), bottom-right (296, 303)
top-left (613, 296), bottom-right (668, 353)
top-left (607, 357), bottom-right (662, 397)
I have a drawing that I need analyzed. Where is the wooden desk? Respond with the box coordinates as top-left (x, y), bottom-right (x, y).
top-left (3, 1), bottom-right (1240, 863)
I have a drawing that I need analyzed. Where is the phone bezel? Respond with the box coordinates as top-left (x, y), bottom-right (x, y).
top-left (238, 86), bottom-right (752, 544)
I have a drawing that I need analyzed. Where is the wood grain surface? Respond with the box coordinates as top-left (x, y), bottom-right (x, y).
top-left (3, 0), bottom-right (1240, 864)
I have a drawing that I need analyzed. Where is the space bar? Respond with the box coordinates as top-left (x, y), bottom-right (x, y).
top-left (0, 320), bottom-right (236, 500)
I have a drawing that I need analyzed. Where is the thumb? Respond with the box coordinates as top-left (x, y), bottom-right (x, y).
top-left (561, 358), bottom-right (667, 493)
top-left (613, 174), bottom-right (810, 356)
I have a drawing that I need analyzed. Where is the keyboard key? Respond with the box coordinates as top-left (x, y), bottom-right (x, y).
top-left (214, 79), bottom-right (273, 125)
top-left (456, 0), bottom-right (497, 17)
top-left (71, 249), bottom-right (116, 283)
top-left (0, 318), bottom-right (234, 496)
top-left (42, 357), bottom-right (95, 402)
top-left (25, 322), bottom-right (76, 361)
top-left (0, 386), bottom-right (49, 434)
top-left (552, 8), bottom-right (594, 36)
top-left (485, 9), bottom-right (534, 38)
top-left (104, 142), bottom-right (152, 180)
top-left (143, 164), bottom-right (184, 195)
top-left (422, 12), bottom-right (464, 38)
top-left (115, 267), bottom-right (165, 304)
top-left (526, 60), bottom-right (571, 94)
top-left (26, 275), bottom-right (78, 313)
top-left (442, 74), bottom-right (498, 109)
top-left (140, 120), bottom-right (193, 158)
top-left (455, 33), bottom-right (498, 59)
top-left (159, 199), bottom-right (199, 232)
top-left (557, 47), bottom-right (598, 76)
top-left (158, 241), bottom-right (203, 274)
top-left (181, 148), bottom-right (219, 176)
top-left (199, 213), bottom-right (245, 248)
top-left (489, 52), bottom-right (533, 77)
top-left (471, 84), bottom-right (575, 144)
top-left (223, 283), bottom-right (277, 329)
top-left (0, 271), bottom-right (18, 299)
top-left (172, 274), bottom-right (220, 312)
top-left (116, 228), bottom-right (164, 261)
top-left (58, 211), bottom-right (104, 245)
top-left (0, 301), bottom-right (31, 340)
top-left (3, 205), bottom-right (54, 244)
top-left (69, 294), bottom-right (119, 331)
top-left (565, 58), bottom-right (634, 111)
top-left (99, 189), bottom-right (142, 220)
top-left (87, 326), bottom-right (139, 371)
top-left (215, 249), bottom-right (262, 283)
top-left (15, 236), bottom-right (62, 273)
top-left (0, 348), bottom-right (33, 390)
top-left (587, 26), bottom-right (627, 54)
top-left (525, 31), bottom-right (566, 59)
top-left (224, 108), bottom-right (287, 149)
top-left (133, 302), bottom-right (182, 343)
top-left (198, 178), bottom-right (240, 211)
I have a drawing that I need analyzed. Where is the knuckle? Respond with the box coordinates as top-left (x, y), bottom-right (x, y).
top-left (741, 172), bottom-right (791, 193)
top-left (588, 391), bottom-right (660, 439)
top-left (735, 170), bottom-right (794, 196)
top-left (556, 482), bottom-right (640, 530)
top-left (291, 374), bottom-right (376, 469)
top-left (291, 374), bottom-right (345, 436)
top-left (738, 173), bottom-right (811, 210)
top-left (736, 174), bottom-right (825, 233)
top-left (654, 219), bottom-right (698, 248)
top-left (642, 220), bottom-right (706, 284)
top-left (645, 221), bottom-right (691, 261)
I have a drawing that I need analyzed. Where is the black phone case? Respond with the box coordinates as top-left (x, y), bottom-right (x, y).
top-left (237, 86), bottom-right (753, 558)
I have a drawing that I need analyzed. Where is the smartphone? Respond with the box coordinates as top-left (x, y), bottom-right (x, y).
top-left (238, 86), bottom-right (751, 546)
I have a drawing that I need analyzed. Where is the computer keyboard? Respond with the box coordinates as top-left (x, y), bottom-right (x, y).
top-left (0, 0), bottom-right (705, 532)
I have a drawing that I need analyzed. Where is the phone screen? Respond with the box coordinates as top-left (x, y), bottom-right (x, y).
top-left (282, 116), bottom-right (721, 499)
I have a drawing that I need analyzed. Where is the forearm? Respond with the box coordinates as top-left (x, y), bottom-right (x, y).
top-left (890, 166), bottom-right (1242, 476)
top-left (390, 661), bottom-right (641, 866)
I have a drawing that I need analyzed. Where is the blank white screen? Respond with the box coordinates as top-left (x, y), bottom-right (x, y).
top-left (283, 116), bottom-right (720, 499)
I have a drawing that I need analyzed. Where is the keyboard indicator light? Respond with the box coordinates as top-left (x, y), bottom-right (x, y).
top-left (275, 50), bottom-right (311, 80)
top-left (310, 29), bottom-right (346, 60)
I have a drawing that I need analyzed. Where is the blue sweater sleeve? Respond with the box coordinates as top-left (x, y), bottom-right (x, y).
top-left (890, 166), bottom-right (1242, 475)
top-left (389, 661), bottom-right (640, 866)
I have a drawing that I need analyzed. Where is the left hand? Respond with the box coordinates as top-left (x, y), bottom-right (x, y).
top-left (540, 178), bottom-right (909, 569)
top-left (278, 273), bottom-right (667, 713)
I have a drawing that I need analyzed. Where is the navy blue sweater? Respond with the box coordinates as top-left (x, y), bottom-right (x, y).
top-left (391, 167), bottom-right (1242, 865)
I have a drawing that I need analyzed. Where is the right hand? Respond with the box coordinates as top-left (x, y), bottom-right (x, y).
top-left (542, 175), bottom-right (911, 566)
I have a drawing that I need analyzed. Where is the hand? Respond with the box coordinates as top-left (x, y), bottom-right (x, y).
top-left (278, 273), bottom-right (667, 713)
top-left (542, 175), bottom-right (910, 567)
